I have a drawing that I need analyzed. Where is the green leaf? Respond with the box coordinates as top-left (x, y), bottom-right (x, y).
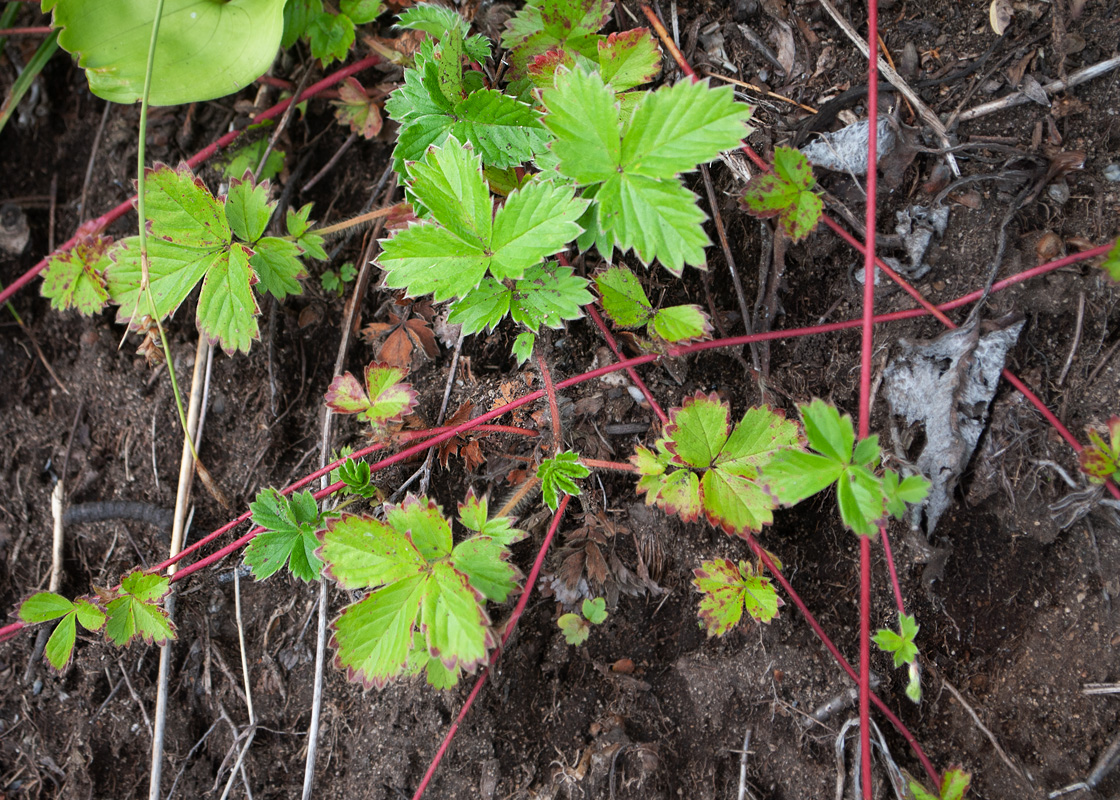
top-left (906, 660), bottom-right (922, 703)
top-left (909, 766), bottom-right (970, 800)
top-left (196, 243), bottom-right (261, 354)
top-left (220, 136), bottom-right (286, 182)
top-left (319, 513), bottom-right (425, 589)
top-left (396, 4), bottom-right (471, 40)
top-left (379, 224), bottom-right (490, 301)
top-left (41, 233), bottom-right (113, 315)
top-left (450, 537), bottom-right (521, 602)
top-left (1102, 238), bottom-right (1120, 282)
top-left (873, 611), bottom-right (919, 667)
top-left (595, 264), bottom-right (652, 327)
top-left (537, 451), bottom-right (591, 510)
top-left (422, 562), bottom-right (491, 670)
top-left (386, 494), bottom-right (453, 561)
top-left (406, 132), bottom-right (493, 243)
top-left (739, 146), bottom-right (823, 242)
top-left (44, 614), bottom-right (78, 671)
top-left (510, 262), bottom-right (592, 331)
top-left (340, 0), bottom-right (381, 24)
top-left (694, 558), bottom-right (781, 636)
top-left (287, 203), bottom-right (328, 259)
top-left (501, 0), bottom-right (610, 77)
top-left (558, 612), bottom-right (590, 645)
top-left (74, 598), bottom-right (106, 631)
top-left (323, 363), bottom-right (418, 436)
top-left (836, 464), bottom-right (886, 536)
top-left (622, 78), bottom-right (752, 180)
top-left (282, 0), bottom-right (321, 48)
top-left (595, 171), bottom-right (709, 273)
top-left (760, 450), bottom-right (844, 505)
top-left (1080, 417), bottom-right (1120, 483)
top-left (308, 10), bottom-right (355, 65)
top-left (542, 68), bottom-right (622, 184)
top-left (332, 574), bottom-right (428, 688)
top-left (597, 28), bottom-right (661, 90)
top-left (490, 181), bottom-right (590, 281)
top-left (634, 396), bottom-right (801, 536)
top-left (47, 0), bottom-right (285, 105)
top-left (651, 304), bottom-right (711, 343)
top-left (338, 457), bottom-right (380, 499)
top-left (250, 237), bottom-right (308, 300)
top-left (883, 469), bottom-right (931, 519)
top-left (447, 278), bottom-right (511, 334)
top-left (581, 597), bottom-right (607, 624)
top-left (104, 571), bottom-right (175, 647)
top-left (799, 398), bottom-right (854, 464)
top-left (512, 331), bottom-right (536, 365)
top-left (333, 77), bottom-right (384, 139)
top-left (20, 592), bottom-right (74, 622)
top-left (226, 176), bottom-right (273, 243)
top-left (244, 488), bottom-right (323, 581)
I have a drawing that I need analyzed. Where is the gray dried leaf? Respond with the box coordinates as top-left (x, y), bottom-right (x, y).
top-left (883, 316), bottom-right (1025, 534)
top-left (1020, 74), bottom-right (1051, 107)
top-left (800, 118), bottom-right (896, 176)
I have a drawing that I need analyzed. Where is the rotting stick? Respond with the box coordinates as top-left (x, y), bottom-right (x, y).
top-left (939, 675), bottom-right (1029, 784)
top-left (956, 55), bottom-right (1120, 124)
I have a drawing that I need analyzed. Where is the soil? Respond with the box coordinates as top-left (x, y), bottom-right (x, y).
top-left (1, 1), bottom-right (1120, 798)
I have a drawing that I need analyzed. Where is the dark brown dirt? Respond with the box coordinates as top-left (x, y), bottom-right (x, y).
top-left (2, 0), bottom-right (1120, 798)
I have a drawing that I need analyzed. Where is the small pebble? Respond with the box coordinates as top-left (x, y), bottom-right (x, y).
top-left (1103, 163), bottom-right (1120, 182)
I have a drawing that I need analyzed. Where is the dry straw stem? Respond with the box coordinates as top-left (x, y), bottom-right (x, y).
top-left (957, 55), bottom-right (1120, 123)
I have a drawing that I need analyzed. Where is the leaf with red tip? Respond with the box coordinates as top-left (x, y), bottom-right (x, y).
top-left (740, 146), bottom-right (823, 241)
top-left (324, 372), bottom-right (371, 415)
top-left (41, 234), bottom-right (113, 315)
top-left (694, 558), bottom-right (782, 636)
top-left (597, 28), bottom-right (661, 90)
top-left (334, 77), bottom-right (384, 139)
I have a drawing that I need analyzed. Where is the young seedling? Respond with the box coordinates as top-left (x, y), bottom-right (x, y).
top-left (762, 399), bottom-right (929, 536)
top-left (557, 597), bottom-right (608, 645)
top-left (321, 262), bottom-right (358, 296)
top-left (18, 593), bottom-right (106, 671)
top-left (324, 361), bottom-right (419, 438)
top-left (537, 451), bottom-right (591, 511)
top-left (244, 489), bottom-right (325, 582)
top-left (873, 610), bottom-right (921, 702)
top-left (632, 393), bottom-right (801, 536)
top-left (318, 491), bottom-right (526, 689)
top-left (909, 766), bottom-right (971, 800)
top-left (1080, 417), bottom-right (1120, 483)
top-left (693, 557), bottom-right (782, 636)
top-left (739, 145), bottom-right (823, 242)
top-left (282, 0), bottom-right (384, 66)
top-left (102, 570), bottom-right (175, 648)
top-left (595, 264), bottom-right (712, 344)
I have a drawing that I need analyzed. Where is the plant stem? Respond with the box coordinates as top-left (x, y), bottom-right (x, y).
top-left (581, 458), bottom-right (635, 473)
top-left (309, 203), bottom-right (398, 237)
top-left (537, 354), bottom-right (562, 457)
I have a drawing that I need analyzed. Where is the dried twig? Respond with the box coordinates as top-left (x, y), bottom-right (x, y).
top-left (1058, 291), bottom-right (1086, 386)
top-left (941, 676), bottom-right (1029, 784)
top-left (957, 55), bottom-right (1120, 124)
top-left (217, 568), bottom-right (257, 800)
top-left (815, 0), bottom-right (960, 176)
top-left (79, 101), bottom-right (112, 218)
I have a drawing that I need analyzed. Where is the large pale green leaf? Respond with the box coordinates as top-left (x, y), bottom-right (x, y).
top-left (318, 513), bottom-right (426, 589)
top-left (331, 574), bottom-right (427, 688)
top-left (541, 68), bottom-right (621, 184)
top-left (45, 0), bottom-right (286, 105)
top-left (596, 172), bottom-right (709, 273)
top-left (489, 181), bottom-right (589, 280)
top-left (422, 562), bottom-right (490, 670)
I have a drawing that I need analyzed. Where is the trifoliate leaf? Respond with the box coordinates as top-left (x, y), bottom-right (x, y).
top-left (634, 395), bottom-right (800, 536)
top-left (450, 537), bottom-right (521, 602)
top-left (651, 304), bottom-right (711, 343)
top-left (597, 28), bottom-right (661, 90)
top-left (1101, 238), bottom-right (1120, 282)
top-left (909, 766), bottom-right (971, 800)
top-left (21, 593), bottom-right (105, 671)
top-left (558, 612), bottom-right (590, 645)
top-left (250, 237), bottom-right (308, 300)
top-left (41, 233), bottom-right (113, 315)
top-left (512, 331), bottom-right (536, 365)
top-left (226, 176), bottom-right (273, 243)
top-left (740, 146), bottom-right (823, 241)
top-left (873, 611), bottom-right (919, 667)
top-left (581, 597), bottom-right (607, 624)
top-left (883, 469), bottom-right (931, 519)
top-left (381, 140), bottom-right (587, 301)
top-left (286, 203), bottom-right (328, 260)
top-left (694, 558), bottom-right (782, 636)
top-left (219, 135), bottom-right (287, 182)
top-left (501, 0), bottom-right (610, 77)
top-left (457, 490), bottom-right (527, 545)
top-left (595, 264), bottom-right (653, 327)
top-left (423, 562), bottom-right (491, 671)
top-left (333, 77), bottom-right (384, 139)
top-left (538, 451), bottom-right (591, 510)
top-left (308, 10), bottom-right (355, 65)
top-left (762, 399), bottom-right (888, 536)
top-left (105, 571), bottom-right (175, 647)
top-left (244, 488), bottom-right (323, 581)
top-left (324, 362), bottom-right (418, 436)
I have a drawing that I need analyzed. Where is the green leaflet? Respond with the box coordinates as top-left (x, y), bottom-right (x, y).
top-left (323, 362), bottom-right (418, 437)
top-left (319, 493), bottom-right (525, 688)
top-left (909, 766), bottom-right (971, 800)
top-left (19, 592), bottom-right (107, 671)
top-left (40, 233), bottom-right (114, 315)
top-left (693, 558), bottom-right (782, 636)
top-left (449, 262), bottom-right (591, 335)
top-left (104, 571), bottom-right (175, 647)
top-left (542, 69), bottom-right (752, 272)
top-left (244, 488), bottom-right (324, 582)
top-left (873, 611), bottom-right (919, 667)
top-left (1101, 237), bottom-right (1120, 282)
top-left (500, 0), bottom-right (611, 78)
top-left (379, 139), bottom-right (588, 302)
top-left (632, 394), bottom-right (800, 536)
